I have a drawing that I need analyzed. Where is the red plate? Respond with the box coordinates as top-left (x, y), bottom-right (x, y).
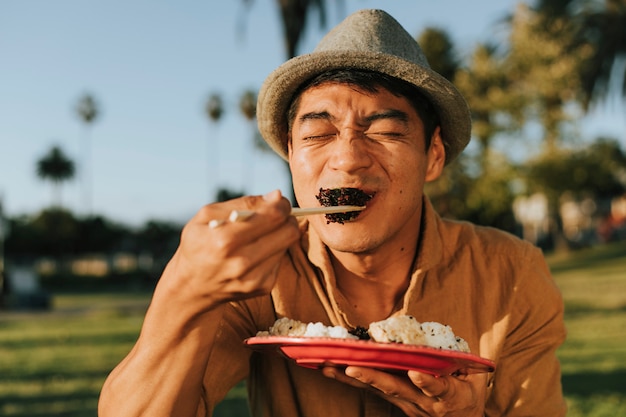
top-left (245, 336), bottom-right (495, 376)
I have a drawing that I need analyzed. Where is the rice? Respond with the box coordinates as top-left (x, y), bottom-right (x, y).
top-left (368, 315), bottom-right (427, 346)
top-left (257, 315), bottom-right (470, 352)
top-left (258, 317), bottom-right (358, 340)
top-left (420, 321), bottom-right (470, 352)
top-left (257, 317), bottom-right (306, 337)
top-left (368, 316), bottom-right (470, 352)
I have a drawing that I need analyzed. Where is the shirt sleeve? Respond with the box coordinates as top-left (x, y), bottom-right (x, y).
top-left (485, 244), bottom-right (567, 417)
top-left (197, 296), bottom-right (271, 415)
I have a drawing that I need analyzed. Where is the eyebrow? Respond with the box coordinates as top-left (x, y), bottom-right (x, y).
top-left (298, 111), bottom-right (333, 124)
top-left (364, 109), bottom-right (409, 123)
top-left (298, 109), bottom-right (409, 125)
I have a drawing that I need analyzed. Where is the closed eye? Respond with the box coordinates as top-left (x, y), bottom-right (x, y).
top-left (302, 133), bottom-right (336, 141)
top-left (367, 131), bottom-right (403, 137)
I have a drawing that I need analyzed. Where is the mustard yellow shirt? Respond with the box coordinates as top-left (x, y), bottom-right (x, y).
top-left (198, 197), bottom-right (567, 417)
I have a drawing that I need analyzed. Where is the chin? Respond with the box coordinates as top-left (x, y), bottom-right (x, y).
top-left (313, 221), bottom-right (380, 253)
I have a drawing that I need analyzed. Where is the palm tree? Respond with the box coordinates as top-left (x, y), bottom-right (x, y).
top-left (241, 0), bottom-right (343, 203)
top-left (275, 0), bottom-right (328, 58)
top-left (239, 89), bottom-right (268, 150)
top-left (206, 93), bottom-right (224, 122)
top-left (75, 93), bottom-right (99, 215)
top-left (205, 93), bottom-right (224, 201)
top-left (534, 0), bottom-right (626, 109)
top-left (36, 145), bottom-right (75, 208)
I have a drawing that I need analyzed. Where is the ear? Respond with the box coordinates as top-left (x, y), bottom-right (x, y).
top-left (425, 126), bottom-right (445, 182)
top-left (287, 134), bottom-right (294, 161)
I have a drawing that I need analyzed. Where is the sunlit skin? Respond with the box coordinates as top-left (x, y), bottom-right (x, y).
top-left (288, 83), bottom-right (444, 324)
top-left (98, 82), bottom-right (486, 417)
top-left (289, 83), bottom-right (443, 255)
top-left (288, 82), bottom-right (487, 416)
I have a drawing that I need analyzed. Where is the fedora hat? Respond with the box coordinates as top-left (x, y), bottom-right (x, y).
top-left (257, 9), bottom-right (471, 165)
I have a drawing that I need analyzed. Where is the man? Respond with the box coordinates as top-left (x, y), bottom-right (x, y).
top-left (99, 9), bottom-right (566, 417)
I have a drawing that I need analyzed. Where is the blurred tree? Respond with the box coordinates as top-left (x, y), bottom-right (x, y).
top-left (508, 3), bottom-right (591, 152)
top-left (5, 210), bottom-right (174, 263)
top-left (205, 93), bottom-right (225, 201)
top-left (134, 220), bottom-right (182, 277)
top-left (425, 156), bottom-right (473, 220)
top-left (524, 138), bottom-right (626, 201)
top-left (239, 90), bottom-right (257, 141)
top-left (36, 145), bottom-right (75, 208)
top-left (239, 89), bottom-right (270, 152)
top-left (417, 27), bottom-right (459, 82)
top-left (216, 188), bottom-right (245, 202)
top-left (419, 28), bottom-right (521, 230)
top-left (277, 0), bottom-right (330, 58)
top-left (534, 0), bottom-right (626, 109)
top-left (241, 0), bottom-right (347, 204)
top-left (75, 92), bottom-right (100, 215)
top-left (31, 208), bottom-right (79, 259)
top-left (426, 153), bottom-right (518, 232)
top-left (521, 137), bottom-right (626, 249)
top-left (505, 2), bottom-right (618, 248)
top-left (455, 43), bottom-right (526, 171)
top-left (241, 0), bottom-right (328, 58)
top-left (77, 216), bottom-right (127, 253)
top-left (206, 93), bottom-right (224, 123)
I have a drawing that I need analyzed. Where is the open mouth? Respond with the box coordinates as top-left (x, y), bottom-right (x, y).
top-left (315, 187), bottom-right (375, 224)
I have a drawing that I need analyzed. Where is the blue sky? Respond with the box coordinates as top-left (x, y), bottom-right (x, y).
top-left (1, 0), bottom-right (624, 226)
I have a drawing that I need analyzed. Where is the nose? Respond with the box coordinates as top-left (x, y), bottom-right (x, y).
top-left (327, 129), bottom-right (373, 173)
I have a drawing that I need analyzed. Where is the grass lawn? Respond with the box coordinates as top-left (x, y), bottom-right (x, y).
top-left (1, 240), bottom-right (625, 416)
top-left (547, 241), bottom-right (626, 417)
top-left (0, 292), bottom-right (150, 417)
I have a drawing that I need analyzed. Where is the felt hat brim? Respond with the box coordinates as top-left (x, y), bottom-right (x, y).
top-left (257, 9), bottom-right (471, 165)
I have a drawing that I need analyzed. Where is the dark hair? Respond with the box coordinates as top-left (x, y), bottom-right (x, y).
top-left (287, 69), bottom-right (440, 149)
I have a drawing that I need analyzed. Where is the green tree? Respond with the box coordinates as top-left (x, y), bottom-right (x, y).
top-left (419, 28), bottom-right (520, 230)
top-left (535, 0), bottom-right (626, 109)
top-left (455, 43), bottom-right (526, 172)
top-left (521, 138), bottom-right (626, 249)
top-left (134, 220), bottom-right (182, 278)
top-left (32, 208), bottom-right (79, 259)
top-left (75, 92), bottom-right (100, 215)
top-left (426, 153), bottom-right (518, 232)
top-left (508, 3), bottom-right (591, 152)
top-left (36, 145), bottom-right (75, 208)
top-left (524, 138), bottom-right (626, 201)
top-left (417, 27), bottom-right (459, 82)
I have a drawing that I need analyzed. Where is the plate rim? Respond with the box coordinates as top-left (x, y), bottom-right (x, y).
top-left (244, 336), bottom-right (495, 375)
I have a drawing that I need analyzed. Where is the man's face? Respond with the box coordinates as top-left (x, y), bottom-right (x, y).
top-left (288, 82), bottom-right (445, 253)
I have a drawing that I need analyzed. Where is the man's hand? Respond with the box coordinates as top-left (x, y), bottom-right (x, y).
top-left (99, 190), bottom-right (301, 417)
top-left (156, 189), bottom-right (301, 318)
top-left (322, 366), bottom-right (487, 416)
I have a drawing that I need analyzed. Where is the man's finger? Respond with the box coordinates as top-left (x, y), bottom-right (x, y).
top-left (407, 371), bottom-right (451, 399)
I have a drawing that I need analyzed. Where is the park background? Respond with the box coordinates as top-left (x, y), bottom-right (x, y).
top-left (1, 0), bottom-right (625, 416)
